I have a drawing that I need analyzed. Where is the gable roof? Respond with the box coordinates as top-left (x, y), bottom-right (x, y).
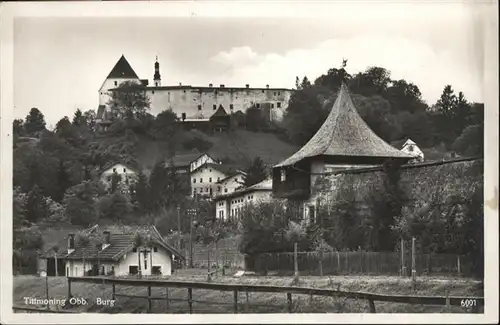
top-left (403, 139), bottom-right (417, 147)
top-left (106, 55), bottom-right (139, 79)
top-left (215, 178), bottom-right (272, 200)
top-left (101, 161), bottom-right (140, 174)
top-left (275, 83), bottom-right (412, 168)
top-left (167, 150), bottom-right (214, 168)
top-left (43, 225), bottom-right (184, 261)
top-left (210, 105), bottom-right (229, 118)
top-left (192, 162), bottom-right (242, 176)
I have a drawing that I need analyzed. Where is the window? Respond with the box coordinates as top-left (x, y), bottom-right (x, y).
top-left (200, 178), bottom-right (203, 183)
top-left (209, 177), bottom-right (212, 183)
top-left (153, 246), bottom-right (158, 252)
top-left (152, 90), bottom-right (155, 94)
top-left (107, 176), bottom-right (112, 182)
top-left (278, 92), bottom-right (281, 95)
top-left (205, 188), bottom-right (209, 192)
top-left (408, 145), bottom-right (414, 152)
top-left (129, 266), bottom-right (139, 275)
top-left (213, 104), bottom-right (217, 110)
top-left (193, 178), bottom-right (196, 183)
top-left (277, 102), bottom-right (281, 108)
top-left (123, 168), bottom-right (126, 172)
top-left (217, 186), bottom-right (221, 192)
top-left (114, 81), bottom-right (118, 86)
top-left (225, 188), bottom-right (228, 193)
top-left (280, 169), bottom-right (286, 182)
top-left (133, 247), bottom-right (137, 252)
top-left (274, 92), bottom-right (276, 95)
top-left (198, 105), bottom-right (202, 111)
top-left (230, 104), bottom-right (234, 110)
top-left (152, 266), bottom-right (161, 275)
top-left (181, 113), bottom-right (186, 120)
top-left (262, 90), bottom-right (265, 93)
top-left (113, 168), bottom-right (116, 172)
top-left (256, 103), bottom-right (260, 108)
top-left (271, 104), bottom-right (274, 108)
top-left (217, 177), bottom-right (220, 182)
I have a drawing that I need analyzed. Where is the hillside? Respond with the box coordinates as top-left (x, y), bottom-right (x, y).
top-left (136, 130), bottom-right (299, 170)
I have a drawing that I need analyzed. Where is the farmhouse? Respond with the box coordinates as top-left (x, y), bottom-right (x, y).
top-left (214, 178), bottom-right (273, 221)
top-left (190, 162), bottom-right (245, 198)
top-left (96, 55), bottom-right (293, 129)
top-left (40, 225), bottom-right (184, 277)
top-left (272, 83), bottom-right (413, 222)
top-left (100, 162), bottom-right (139, 192)
top-left (400, 138), bottom-right (425, 162)
top-left (165, 150), bottom-right (218, 174)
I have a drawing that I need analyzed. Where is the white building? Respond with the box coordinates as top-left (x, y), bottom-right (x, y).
top-left (100, 162), bottom-right (139, 192)
top-left (96, 55), bottom-right (293, 126)
top-left (190, 162), bottom-right (246, 198)
top-left (40, 225), bottom-right (184, 277)
top-left (214, 178), bottom-right (273, 221)
top-left (401, 139), bottom-right (424, 162)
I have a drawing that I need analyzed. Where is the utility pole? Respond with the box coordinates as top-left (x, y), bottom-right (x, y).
top-left (187, 208), bottom-right (196, 268)
top-left (177, 206), bottom-right (181, 250)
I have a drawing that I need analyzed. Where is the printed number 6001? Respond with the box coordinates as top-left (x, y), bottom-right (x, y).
top-left (461, 299), bottom-right (477, 308)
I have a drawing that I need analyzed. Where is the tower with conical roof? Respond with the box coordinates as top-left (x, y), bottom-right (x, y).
top-left (153, 56), bottom-right (161, 87)
top-left (98, 55), bottom-right (141, 106)
top-left (272, 82), bottom-right (413, 200)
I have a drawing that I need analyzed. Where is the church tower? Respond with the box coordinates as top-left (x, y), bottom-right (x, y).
top-left (154, 56), bottom-right (161, 87)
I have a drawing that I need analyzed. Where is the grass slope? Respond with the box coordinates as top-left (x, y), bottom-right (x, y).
top-left (13, 271), bottom-right (483, 314)
top-left (135, 130), bottom-right (299, 170)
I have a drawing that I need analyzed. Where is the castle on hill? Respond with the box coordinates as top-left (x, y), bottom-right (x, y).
top-left (96, 55), bottom-right (294, 127)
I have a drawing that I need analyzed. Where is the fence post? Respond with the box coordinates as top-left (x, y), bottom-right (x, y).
top-left (457, 256), bottom-right (461, 275)
top-left (233, 290), bottom-right (238, 313)
top-left (147, 285), bottom-right (152, 313)
top-left (319, 250), bottom-right (323, 277)
top-left (445, 289), bottom-right (451, 312)
top-left (360, 248), bottom-right (363, 273)
top-left (45, 276), bottom-right (50, 310)
top-left (67, 278), bottom-right (72, 301)
top-left (112, 283), bottom-right (115, 300)
top-left (401, 238), bottom-right (405, 277)
top-left (165, 287), bottom-right (169, 310)
top-left (207, 250), bottom-right (211, 281)
top-left (245, 291), bottom-right (249, 312)
top-left (294, 243), bottom-right (299, 282)
top-left (411, 237), bottom-right (416, 291)
top-left (337, 251), bottom-right (340, 274)
top-left (368, 298), bottom-right (376, 313)
top-left (287, 292), bottom-right (293, 313)
top-left (187, 288), bottom-right (193, 314)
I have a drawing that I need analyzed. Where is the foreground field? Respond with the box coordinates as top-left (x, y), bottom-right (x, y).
top-left (13, 270), bottom-right (483, 314)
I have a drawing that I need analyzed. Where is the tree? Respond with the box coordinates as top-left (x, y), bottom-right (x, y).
top-left (107, 81), bottom-right (151, 120)
top-left (130, 171), bottom-right (152, 215)
top-left (245, 106), bottom-right (269, 132)
top-left (24, 107), bottom-right (46, 135)
top-left (83, 109), bottom-right (97, 131)
top-left (25, 185), bottom-right (47, 223)
top-left (314, 67), bottom-right (351, 90)
top-left (110, 171), bottom-right (122, 193)
top-left (13, 119), bottom-right (25, 137)
top-left (63, 180), bottom-right (104, 226)
top-left (349, 67), bottom-right (392, 97)
top-left (72, 109), bottom-right (86, 126)
top-left (97, 193), bottom-right (132, 222)
top-left (243, 157), bottom-right (267, 187)
top-left (13, 187), bottom-right (28, 228)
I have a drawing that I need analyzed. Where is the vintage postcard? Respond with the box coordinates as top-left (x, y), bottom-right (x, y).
top-left (0, 1), bottom-right (498, 324)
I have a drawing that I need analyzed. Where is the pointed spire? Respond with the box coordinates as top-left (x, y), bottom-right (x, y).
top-left (274, 84), bottom-right (412, 167)
top-left (106, 55), bottom-right (139, 79)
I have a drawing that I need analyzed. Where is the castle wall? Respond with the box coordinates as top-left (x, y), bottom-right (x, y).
top-left (146, 87), bottom-right (292, 121)
top-left (299, 159), bottom-right (482, 223)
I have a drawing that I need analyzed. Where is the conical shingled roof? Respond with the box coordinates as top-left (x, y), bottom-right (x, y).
top-left (106, 55), bottom-right (139, 79)
top-left (275, 83), bottom-right (412, 167)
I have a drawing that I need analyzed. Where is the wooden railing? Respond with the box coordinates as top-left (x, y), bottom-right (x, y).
top-left (67, 276), bottom-right (484, 313)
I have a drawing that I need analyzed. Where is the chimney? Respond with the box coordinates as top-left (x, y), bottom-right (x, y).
top-left (246, 84), bottom-right (249, 88)
top-left (220, 84), bottom-right (225, 88)
top-left (103, 231), bottom-right (111, 244)
top-left (209, 83), bottom-right (213, 88)
top-left (266, 84), bottom-right (269, 89)
top-left (179, 82), bottom-right (182, 86)
top-left (68, 233), bottom-right (75, 253)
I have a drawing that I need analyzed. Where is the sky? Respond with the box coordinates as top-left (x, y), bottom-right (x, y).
top-left (13, 2), bottom-right (485, 127)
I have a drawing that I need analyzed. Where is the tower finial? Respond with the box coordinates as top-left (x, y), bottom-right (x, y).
top-left (154, 55), bottom-right (161, 86)
top-left (156, 55), bottom-right (158, 62)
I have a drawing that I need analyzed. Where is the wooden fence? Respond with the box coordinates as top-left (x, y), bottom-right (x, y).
top-left (65, 276), bottom-right (483, 314)
top-left (248, 251), bottom-right (472, 277)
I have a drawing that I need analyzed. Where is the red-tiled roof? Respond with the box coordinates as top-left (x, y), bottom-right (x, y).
top-left (106, 55), bottom-right (139, 79)
top-left (275, 83), bottom-right (413, 167)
